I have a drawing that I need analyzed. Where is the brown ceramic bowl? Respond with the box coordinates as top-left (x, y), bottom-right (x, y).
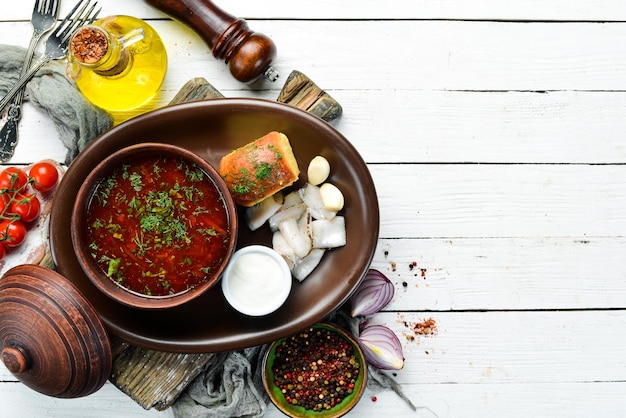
top-left (50, 98), bottom-right (379, 352)
top-left (262, 322), bottom-right (367, 417)
top-left (71, 142), bottom-right (238, 310)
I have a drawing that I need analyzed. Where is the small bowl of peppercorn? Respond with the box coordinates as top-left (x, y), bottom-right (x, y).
top-left (262, 322), bottom-right (367, 418)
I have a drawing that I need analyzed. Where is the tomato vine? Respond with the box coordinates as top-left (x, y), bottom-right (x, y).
top-left (0, 162), bottom-right (59, 259)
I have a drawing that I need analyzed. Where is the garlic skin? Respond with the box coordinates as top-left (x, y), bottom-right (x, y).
top-left (307, 155), bottom-right (331, 186)
top-left (358, 324), bottom-right (405, 370)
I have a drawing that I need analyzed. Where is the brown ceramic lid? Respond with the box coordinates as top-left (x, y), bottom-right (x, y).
top-left (0, 264), bottom-right (112, 398)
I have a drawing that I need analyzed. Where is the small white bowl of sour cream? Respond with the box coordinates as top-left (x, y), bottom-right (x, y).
top-left (221, 245), bottom-right (292, 316)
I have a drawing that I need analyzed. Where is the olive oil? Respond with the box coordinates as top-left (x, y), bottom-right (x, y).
top-left (67, 15), bottom-right (167, 124)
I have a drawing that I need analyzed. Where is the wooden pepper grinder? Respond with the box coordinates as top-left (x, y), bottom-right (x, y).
top-left (144, 0), bottom-right (278, 83)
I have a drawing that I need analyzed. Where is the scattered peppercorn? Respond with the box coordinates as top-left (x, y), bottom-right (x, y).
top-left (272, 327), bottom-right (361, 412)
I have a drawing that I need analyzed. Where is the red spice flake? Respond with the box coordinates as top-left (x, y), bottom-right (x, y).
top-left (398, 314), bottom-right (439, 341)
top-left (421, 268), bottom-right (427, 277)
top-left (371, 396), bottom-right (378, 402)
top-left (71, 27), bottom-right (109, 64)
top-left (413, 318), bottom-right (438, 336)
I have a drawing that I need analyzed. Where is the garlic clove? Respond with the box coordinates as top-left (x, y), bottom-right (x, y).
top-left (299, 183), bottom-right (337, 220)
top-left (319, 183), bottom-right (344, 211)
top-left (307, 156), bottom-right (331, 186)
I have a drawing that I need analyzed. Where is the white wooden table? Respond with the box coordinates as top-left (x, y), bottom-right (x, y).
top-left (2, 1), bottom-right (626, 417)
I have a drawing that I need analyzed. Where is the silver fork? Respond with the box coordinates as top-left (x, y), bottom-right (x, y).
top-left (0, 0), bottom-right (60, 162)
top-left (0, 0), bottom-right (100, 115)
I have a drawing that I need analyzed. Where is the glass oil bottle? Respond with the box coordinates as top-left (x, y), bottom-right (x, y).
top-left (67, 15), bottom-right (168, 124)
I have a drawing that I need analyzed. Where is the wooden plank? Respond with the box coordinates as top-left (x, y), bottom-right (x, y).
top-left (5, 310), bottom-right (626, 417)
top-left (360, 311), bottom-right (626, 385)
top-left (7, 1), bottom-right (626, 22)
top-left (10, 89), bottom-right (626, 165)
top-left (213, 0), bottom-right (626, 21)
top-left (243, 20), bottom-right (626, 92)
top-left (102, 19), bottom-right (626, 93)
top-left (2, 378), bottom-right (625, 418)
top-left (2, 379), bottom-right (626, 418)
top-left (0, 19), bottom-right (607, 95)
top-left (92, 297), bottom-right (626, 391)
top-left (32, 236), bottom-right (626, 312)
top-left (0, 382), bottom-right (172, 417)
top-left (371, 237), bottom-right (626, 311)
top-left (334, 90), bottom-right (626, 164)
top-left (285, 382), bottom-right (626, 418)
top-left (10, 88), bottom-right (626, 165)
top-left (372, 164), bottom-right (626, 238)
top-left (7, 20), bottom-right (626, 164)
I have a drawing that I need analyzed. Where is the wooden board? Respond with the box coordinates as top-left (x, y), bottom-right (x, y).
top-left (105, 75), bottom-right (341, 410)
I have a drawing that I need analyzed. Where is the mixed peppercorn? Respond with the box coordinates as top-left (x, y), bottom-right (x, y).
top-left (271, 326), bottom-right (361, 412)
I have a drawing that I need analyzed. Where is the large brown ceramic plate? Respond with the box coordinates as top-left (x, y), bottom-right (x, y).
top-left (49, 98), bottom-right (379, 353)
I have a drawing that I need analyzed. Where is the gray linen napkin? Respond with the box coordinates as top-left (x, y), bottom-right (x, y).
top-left (173, 346), bottom-right (270, 418)
top-left (0, 44), bottom-right (113, 164)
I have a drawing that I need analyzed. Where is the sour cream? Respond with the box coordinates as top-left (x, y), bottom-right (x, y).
top-left (221, 245), bottom-right (292, 316)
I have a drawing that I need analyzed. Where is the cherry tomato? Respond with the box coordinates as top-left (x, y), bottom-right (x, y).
top-left (0, 220), bottom-right (26, 247)
top-left (10, 194), bottom-right (41, 223)
top-left (0, 167), bottom-right (28, 192)
top-left (0, 242), bottom-right (5, 260)
top-left (29, 162), bottom-right (59, 192)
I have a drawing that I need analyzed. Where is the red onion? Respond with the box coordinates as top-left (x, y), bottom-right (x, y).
top-left (350, 269), bottom-right (394, 317)
top-left (358, 324), bottom-right (405, 370)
